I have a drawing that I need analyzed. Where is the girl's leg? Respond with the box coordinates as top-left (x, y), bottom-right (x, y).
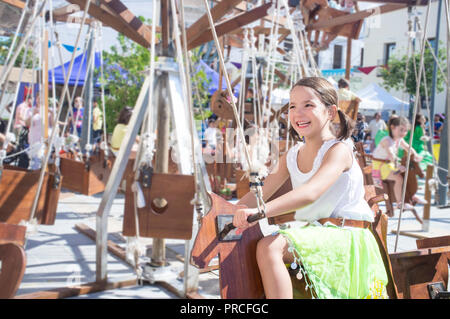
top-left (256, 234), bottom-right (293, 299)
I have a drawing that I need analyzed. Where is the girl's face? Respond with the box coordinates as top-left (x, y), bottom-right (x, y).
top-left (289, 85), bottom-right (335, 139)
top-left (391, 124), bottom-right (408, 140)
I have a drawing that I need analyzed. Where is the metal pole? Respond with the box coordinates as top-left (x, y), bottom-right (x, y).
top-left (149, 72), bottom-right (170, 267)
top-left (428, 0), bottom-right (443, 152)
top-left (96, 77), bottom-right (151, 282)
top-left (437, 0), bottom-right (450, 206)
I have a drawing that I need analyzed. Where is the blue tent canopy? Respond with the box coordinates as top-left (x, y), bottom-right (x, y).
top-left (49, 52), bottom-right (102, 87)
top-left (196, 59), bottom-right (240, 96)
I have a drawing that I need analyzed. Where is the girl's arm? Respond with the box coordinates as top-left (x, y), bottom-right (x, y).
top-left (236, 150), bottom-right (291, 209)
top-left (233, 143), bottom-right (352, 229)
top-left (399, 138), bottom-right (419, 158)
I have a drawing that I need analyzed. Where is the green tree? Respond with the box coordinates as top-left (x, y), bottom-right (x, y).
top-left (100, 19), bottom-right (211, 133)
top-left (379, 44), bottom-right (447, 104)
top-left (0, 37), bottom-right (34, 69)
top-left (100, 26), bottom-right (151, 133)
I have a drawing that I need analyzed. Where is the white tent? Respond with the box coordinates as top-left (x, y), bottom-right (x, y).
top-left (356, 83), bottom-right (409, 116)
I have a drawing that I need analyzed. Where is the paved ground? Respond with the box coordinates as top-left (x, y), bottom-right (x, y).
top-left (14, 177), bottom-right (449, 299)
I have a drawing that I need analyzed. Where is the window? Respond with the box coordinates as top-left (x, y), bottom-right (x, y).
top-left (384, 42), bottom-right (396, 65)
top-left (333, 44), bottom-right (343, 69)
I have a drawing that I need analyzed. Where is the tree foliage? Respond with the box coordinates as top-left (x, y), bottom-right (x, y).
top-left (379, 44), bottom-right (447, 100)
top-left (100, 18), bottom-right (211, 133)
top-left (0, 37), bottom-right (34, 69)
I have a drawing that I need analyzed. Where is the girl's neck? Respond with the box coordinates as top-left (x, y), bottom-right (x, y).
top-left (303, 131), bottom-right (335, 148)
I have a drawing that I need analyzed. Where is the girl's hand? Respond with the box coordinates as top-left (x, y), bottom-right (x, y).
top-left (398, 165), bottom-right (406, 173)
top-left (233, 207), bottom-right (259, 235)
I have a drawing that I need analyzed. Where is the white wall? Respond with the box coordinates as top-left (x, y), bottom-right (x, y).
top-left (360, 1), bottom-right (448, 115)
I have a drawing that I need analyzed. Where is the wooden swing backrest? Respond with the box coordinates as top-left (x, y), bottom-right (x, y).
top-left (0, 167), bottom-right (61, 225)
top-left (0, 242), bottom-right (26, 299)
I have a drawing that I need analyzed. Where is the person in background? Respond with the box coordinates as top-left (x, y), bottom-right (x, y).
top-left (337, 78), bottom-right (361, 103)
top-left (203, 118), bottom-right (218, 156)
top-left (92, 97), bottom-right (103, 145)
top-left (351, 112), bottom-right (366, 143)
top-left (433, 113), bottom-right (444, 142)
top-left (14, 94), bottom-right (33, 136)
top-left (368, 112), bottom-right (387, 152)
top-left (70, 96), bottom-right (84, 136)
top-left (401, 113), bottom-right (433, 171)
top-left (432, 113), bottom-right (445, 161)
top-left (110, 106), bottom-right (135, 156)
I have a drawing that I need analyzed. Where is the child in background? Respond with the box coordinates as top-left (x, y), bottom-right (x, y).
top-left (372, 116), bottom-right (422, 207)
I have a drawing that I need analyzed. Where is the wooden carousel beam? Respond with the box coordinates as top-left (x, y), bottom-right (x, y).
top-left (99, 0), bottom-right (155, 47)
top-left (186, 0), bottom-right (244, 46)
top-left (306, 3), bottom-right (406, 31)
top-left (0, 0), bottom-right (26, 9)
top-left (66, 0), bottom-right (152, 48)
top-left (187, 2), bottom-right (272, 50)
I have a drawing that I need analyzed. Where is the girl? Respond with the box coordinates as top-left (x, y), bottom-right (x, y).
top-left (402, 114), bottom-right (433, 171)
top-left (233, 77), bottom-right (388, 299)
top-left (372, 116), bottom-right (422, 207)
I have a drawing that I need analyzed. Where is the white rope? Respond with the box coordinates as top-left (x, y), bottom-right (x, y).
top-left (394, 0), bottom-right (431, 252)
top-left (279, 0), bottom-right (309, 77)
top-left (0, 0), bottom-right (47, 89)
top-left (0, 0), bottom-right (31, 108)
top-left (28, 0), bottom-right (92, 223)
top-left (97, 24), bottom-right (109, 156)
top-left (201, 0), bottom-right (266, 215)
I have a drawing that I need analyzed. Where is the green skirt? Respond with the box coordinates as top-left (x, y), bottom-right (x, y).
top-left (279, 224), bottom-right (389, 299)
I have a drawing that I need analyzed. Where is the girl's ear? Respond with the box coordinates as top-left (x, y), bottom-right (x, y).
top-left (328, 104), bottom-right (338, 121)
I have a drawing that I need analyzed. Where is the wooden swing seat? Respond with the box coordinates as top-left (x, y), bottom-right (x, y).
top-left (59, 149), bottom-right (113, 196)
top-left (122, 162), bottom-right (196, 240)
top-left (0, 166), bottom-right (61, 225)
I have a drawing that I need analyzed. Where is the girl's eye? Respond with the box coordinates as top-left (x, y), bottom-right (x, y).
top-left (305, 104), bottom-right (313, 107)
top-left (289, 105), bottom-right (295, 109)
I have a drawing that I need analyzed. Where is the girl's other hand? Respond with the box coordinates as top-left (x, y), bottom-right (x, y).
top-left (398, 165), bottom-right (406, 173)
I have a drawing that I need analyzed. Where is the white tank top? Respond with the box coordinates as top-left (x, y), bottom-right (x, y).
top-left (286, 138), bottom-right (374, 222)
top-left (372, 136), bottom-right (399, 160)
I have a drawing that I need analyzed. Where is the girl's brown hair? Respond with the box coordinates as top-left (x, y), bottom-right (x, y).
top-left (288, 77), bottom-right (354, 141)
top-left (387, 116), bottom-right (410, 138)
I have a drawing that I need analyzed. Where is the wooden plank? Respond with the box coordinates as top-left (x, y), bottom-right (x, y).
top-left (66, 0), bottom-right (151, 48)
top-left (14, 278), bottom-right (137, 299)
top-left (0, 222), bottom-right (26, 246)
top-left (186, 0), bottom-right (243, 46)
top-left (0, 0), bottom-right (26, 9)
top-left (306, 4), bottom-right (406, 31)
top-left (75, 223), bottom-right (127, 261)
top-left (100, 0), bottom-right (156, 46)
top-left (187, 2), bottom-right (272, 50)
top-left (345, 37), bottom-right (352, 80)
top-left (416, 235), bottom-right (450, 249)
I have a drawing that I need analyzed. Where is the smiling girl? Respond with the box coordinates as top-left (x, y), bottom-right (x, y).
top-left (233, 77), bottom-right (388, 299)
